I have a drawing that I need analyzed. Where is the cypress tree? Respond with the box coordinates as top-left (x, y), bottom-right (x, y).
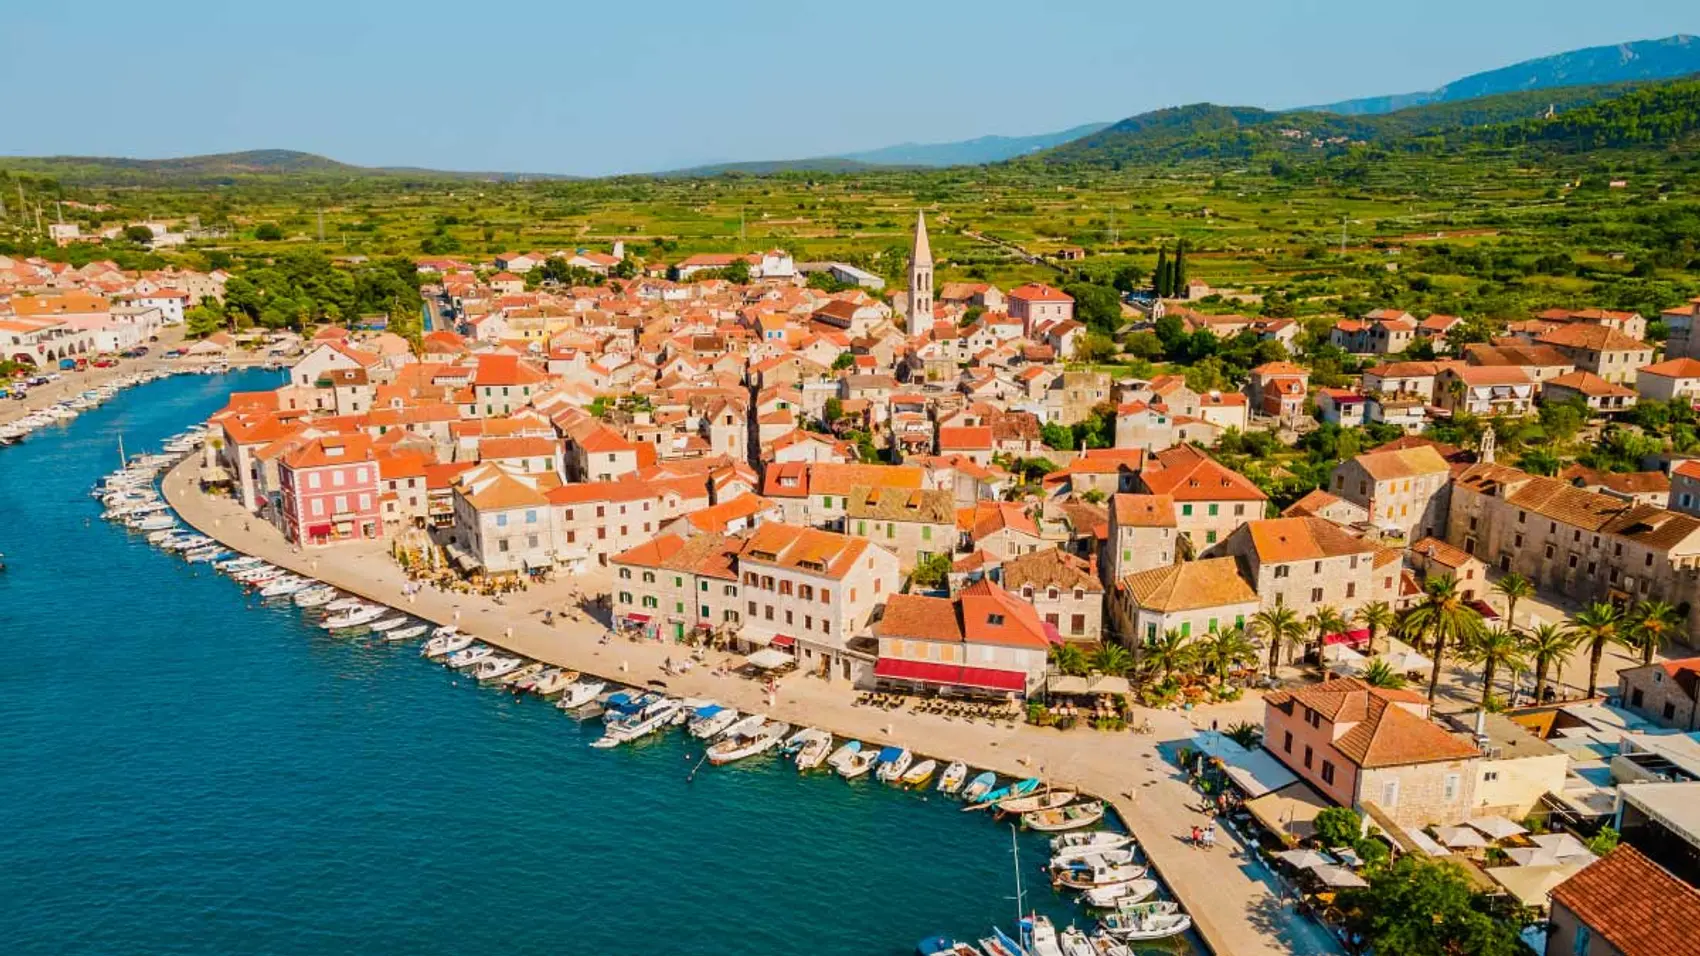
top-left (1173, 239), bottom-right (1188, 296)
top-left (1154, 247), bottom-right (1169, 297)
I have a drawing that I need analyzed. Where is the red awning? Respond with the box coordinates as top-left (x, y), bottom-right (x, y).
top-left (770, 635), bottom-right (796, 648)
top-left (1323, 628), bottom-right (1371, 647)
top-left (1041, 622), bottom-right (1065, 646)
top-left (306, 523), bottom-right (333, 536)
top-left (874, 657), bottom-right (1026, 693)
top-left (623, 613), bottom-right (651, 624)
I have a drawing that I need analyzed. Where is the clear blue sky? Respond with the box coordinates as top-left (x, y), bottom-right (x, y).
top-left (4, 0), bottom-right (1695, 176)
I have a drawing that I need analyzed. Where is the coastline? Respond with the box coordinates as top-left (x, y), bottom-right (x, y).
top-left (161, 457), bottom-right (1343, 956)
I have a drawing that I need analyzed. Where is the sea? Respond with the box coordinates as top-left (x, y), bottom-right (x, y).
top-left (0, 369), bottom-right (1197, 956)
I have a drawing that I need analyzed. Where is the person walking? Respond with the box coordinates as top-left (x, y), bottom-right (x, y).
top-left (1203, 823), bottom-right (1217, 851)
top-left (1189, 825), bottom-right (1201, 848)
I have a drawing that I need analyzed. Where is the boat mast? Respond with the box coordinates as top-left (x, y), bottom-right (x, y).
top-left (117, 433), bottom-right (125, 467)
top-left (1010, 824), bottom-right (1027, 946)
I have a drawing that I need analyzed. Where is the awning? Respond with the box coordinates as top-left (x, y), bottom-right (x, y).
top-left (1486, 862), bottom-right (1587, 908)
top-left (622, 613), bottom-right (651, 624)
top-left (1244, 779), bottom-right (1334, 841)
top-left (1041, 622), bottom-right (1065, 645)
top-left (307, 523), bottom-right (333, 537)
top-left (746, 648), bottom-right (793, 670)
top-left (874, 657), bottom-right (1026, 693)
top-left (770, 634), bottom-right (795, 648)
top-left (1324, 628), bottom-right (1371, 647)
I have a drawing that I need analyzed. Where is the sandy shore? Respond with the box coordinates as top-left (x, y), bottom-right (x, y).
top-left (161, 461), bottom-right (1342, 956)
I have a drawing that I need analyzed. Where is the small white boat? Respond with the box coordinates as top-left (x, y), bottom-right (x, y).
top-left (1000, 790), bottom-right (1076, 815)
top-left (1052, 861), bottom-right (1148, 891)
top-left (216, 555), bottom-right (264, 571)
top-left (368, 616), bottom-right (411, 632)
top-left (320, 605), bottom-right (386, 631)
top-left (591, 697), bottom-right (682, 748)
top-left (790, 728), bottom-right (833, 771)
top-left (470, 656), bottom-right (523, 682)
top-left (132, 514), bottom-right (177, 532)
top-left (323, 597), bottom-right (367, 613)
top-left (836, 747), bottom-right (878, 780)
top-left (497, 662), bottom-right (544, 688)
top-left (1086, 930), bottom-right (1132, 956)
top-left (1028, 915), bottom-right (1065, 956)
top-left (445, 645), bottom-right (493, 669)
top-left (260, 577), bottom-right (310, 597)
top-left (1058, 925), bottom-right (1095, 956)
top-left (960, 771), bottom-right (999, 803)
top-left (1054, 848), bottom-right (1136, 870)
top-left (827, 740), bottom-right (863, 774)
top-left (422, 629), bottom-right (473, 658)
top-left (706, 719), bottom-right (789, 765)
top-left (714, 712), bottom-right (765, 741)
top-left (1082, 879), bottom-right (1159, 909)
top-left (1098, 908), bottom-right (1189, 942)
top-left (555, 679), bottom-right (606, 710)
top-left (294, 589), bottom-right (338, 609)
top-left (939, 761), bottom-right (969, 794)
top-left (1026, 801), bottom-right (1105, 833)
top-left (687, 705), bottom-right (740, 739)
top-left (902, 759), bottom-right (938, 787)
top-left (527, 669), bottom-right (576, 696)
top-left (386, 624), bottom-right (428, 642)
top-left (875, 747), bottom-right (913, 783)
top-left (1053, 831), bottom-right (1136, 855)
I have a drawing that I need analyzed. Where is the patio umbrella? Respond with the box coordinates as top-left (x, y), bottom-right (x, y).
top-left (1467, 815), bottom-right (1528, 841)
top-left (1434, 825), bottom-right (1490, 849)
top-left (1333, 847), bottom-right (1364, 867)
top-left (1505, 846), bottom-right (1567, 868)
top-left (1275, 848), bottom-right (1332, 869)
top-left (1530, 833), bottom-right (1595, 861)
top-left (1307, 863), bottom-right (1368, 888)
top-left (1378, 650), bottom-right (1431, 673)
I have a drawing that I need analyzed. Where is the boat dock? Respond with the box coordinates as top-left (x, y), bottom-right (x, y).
top-left (161, 458), bottom-right (1341, 956)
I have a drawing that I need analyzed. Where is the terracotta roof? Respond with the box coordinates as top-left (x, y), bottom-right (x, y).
top-left (938, 425), bottom-right (994, 450)
top-left (1111, 493), bottom-right (1177, 528)
top-left (1243, 517), bottom-right (1380, 563)
top-left (1546, 370), bottom-right (1637, 398)
top-left (1002, 548), bottom-right (1103, 593)
top-left (1283, 488), bottom-right (1352, 519)
top-left (1538, 324), bottom-right (1650, 352)
top-left (845, 486), bottom-right (955, 524)
top-left (1119, 557), bottom-right (1256, 613)
top-left (1410, 536), bottom-right (1476, 569)
top-left (1463, 343), bottom-right (1573, 368)
top-left (1550, 846), bottom-right (1700, 956)
top-left (739, 522), bottom-right (871, 580)
top-left (1140, 445), bottom-right (1266, 502)
top-left (1007, 283), bottom-right (1073, 303)
top-left (1353, 445), bottom-right (1451, 481)
top-left (962, 500), bottom-right (1040, 540)
top-left (1640, 357), bottom-right (1700, 379)
top-left (1266, 677), bottom-right (1476, 768)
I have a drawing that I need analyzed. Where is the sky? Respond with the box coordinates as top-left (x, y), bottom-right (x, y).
top-left (4, 0), bottom-right (1696, 176)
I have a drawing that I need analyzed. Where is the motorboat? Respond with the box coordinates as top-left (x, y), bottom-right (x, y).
top-left (979, 927), bottom-right (1028, 956)
top-left (294, 588), bottom-right (338, 609)
top-left (687, 704), bottom-right (740, 739)
top-left (470, 656), bottom-right (524, 682)
top-left (715, 712), bottom-right (765, 740)
top-left (939, 761), bottom-right (969, 794)
top-left (1053, 848), bottom-right (1136, 870)
top-left (368, 615), bottom-right (411, 632)
top-left (496, 662), bottom-right (544, 688)
top-left (826, 740), bottom-right (863, 774)
top-left (964, 777), bottom-right (1041, 811)
top-left (385, 624), bottom-right (428, 643)
top-left (790, 728), bottom-right (833, 771)
top-left (915, 936), bottom-right (985, 956)
top-left (1025, 801), bottom-right (1105, 833)
top-left (1085, 930), bottom-right (1131, 956)
top-left (836, 746), bottom-right (878, 780)
top-left (1052, 831), bottom-right (1135, 856)
top-left (422, 629), bottom-right (472, 658)
top-left (259, 576), bottom-right (311, 597)
top-left (706, 719), bottom-right (789, 765)
top-left (185, 548), bottom-right (232, 565)
top-left (1082, 880), bottom-right (1158, 909)
top-left (513, 666), bottom-right (561, 693)
top-left (1027, 915), bottom-right (1065, 956)
top-left (1051, 861), bottom-right (1149, 891)
top-left (445, 645), bottom-right (494, 669)
top-left (874, 746), bottom-right (913, 783)
top-left (320, 605), bottom-right (386, 631)
top-left (555, 679), bottom-right (606, 710)
top-left (999, 790), bottom-right (1076, 815)
top-left (1097, 909), bottom-right (1189, 942)
top-left (1058, 926), bottom-right (1095, 956)
top-left (601, 691), bottom-right (663, 722)
top-left (131, 514), bottom-right (177, 532)
top-left (960, 771), bottom-right (999, 804)
top-left (323, 597), bottom-right (367, 613)
top-left (591, 697), bottom-right (682, 748)
top-left (216, 555), bottom-right (265, 571)
top-left (902, 759), bottom-right (938, 788)
top-left (526, 669), bottom-right (576, 697)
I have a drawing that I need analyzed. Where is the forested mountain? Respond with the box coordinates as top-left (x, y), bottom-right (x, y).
top-left (834, 123), bottom-right (1111, 167)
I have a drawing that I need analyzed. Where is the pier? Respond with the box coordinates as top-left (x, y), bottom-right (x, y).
top-left (163, 459), bottom-right (1342, 956)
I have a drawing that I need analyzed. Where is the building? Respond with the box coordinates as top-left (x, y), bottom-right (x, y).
top-left (1544, 371), bottom-right (1639, 414)
top-left (1435, 366), bottom-right (1537, 417)
top-left (1546, 846), bottom-right (1700, 956)
top-left (449, 463), bottom-right (560, 573)
top-left (611, 533), bottom-right (744, 644)
top-left (1221, 516), bottom-right (1381, 621)
top-left (1246, 362), bottom-right (1309, 423)
top-left (844, 485), bottom-right (956, 572)
top-left (1137, 445), bottom-right (1267, 555)
top-left (736, 522), bottom-right (901, 678)
top-left (1263, 678), bottom-right (1482, 828)
top-left (1635, 357), bottom-right (1700, 406)
top-left (1538, 325), bottom-right (1655, 386)
top-left (905, 212), bottom-right (934, 336)
top-left (1408, 537), bottom-right (1488, 601)
top-left (1006, 283), bottom-right (1074, 332)
top-left (1106, 493), bottom-right (1178, 583)
top-left (277, 434), bottom-right (383, 547)
top-left (1616, 657), bottom-right (1700, 731)
top-left (1001, 548), bottom-right (1104, 642)
top-left (1114, 556), bottom-right (1259, 647)
top-left (872, 580), bottom-right (1052, 698)
top-left (1329, 445), bottom-right (1452, 542)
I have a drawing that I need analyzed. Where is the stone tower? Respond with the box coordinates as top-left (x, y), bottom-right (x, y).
top-left (1479, 425), bottom-right (1496, 465)
top-left (906, 211), bottom-right (933, 336)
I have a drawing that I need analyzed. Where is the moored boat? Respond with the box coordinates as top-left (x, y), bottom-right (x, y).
top-left (687, 704), bottom-right (739, 739)
top-left (1097, 909), bottom-right (1190, 942)
top-left (1058, 925), bottom-right (1094, 956)
top-left (706, 718), bottom-right (789, 765)
top-left (319, 605), bottom-right (386, 631)
top-left (836, 746), bottom-right (878, 779)
top-left (591, 696), bottom-right (682, 748)
top-left (964, 777), bottom-right (1041, 811)
top-left (999, 789), bottom-right (1075, 815)
top-left (470, 655), bottom-right (523, 682)
top-left (902, 758), bottom-right (938, 788)
top-left (939, 761), bottom-right (968, 794)
top-left (444, 645), bottom-right (494, 669)
top-left (1024, 801), bottom-right (1105, 833)
top-left (555, 679), bottom-right (606, 711)
top-left (791, 728), bottom-right (833, 771)
top-left (527, 668), bottom-right (576, 697)
top-left (386, 624), bottom-right (428, 642)
top-left (874, 746), bottom-right (912, 783)
top-left (1026, 914), bottom-right (1064, 956)
top-left (1051, 861), bottom-right (1148, 891)
top-left (1052, 831), bottom-right (1135, 856)
top-left (1082, 879), bottom-right (1158, 909)
top-left (368, 615), bottom-right (411, 632)
top-left (915, 936), bottom-right (984, 956)
top-left (496, 661), bottom-right (544, 687)
top-left (960, 770), bottom-right (999, 804)
top-left (422, 629), bottom-right (473, 658)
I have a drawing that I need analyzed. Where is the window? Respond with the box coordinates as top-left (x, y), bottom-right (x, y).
top-left (1484, 771), bottom-right (1499, 783)
top-left (1208, 504), bottom-right (1218, 516)
top-left (496, 513), bottom-right (508, 528)
top-left (619, 568), bottom-right (631, 580)
top-left (1573, 925), bottom-right (1592, 956)
top-left (1205, 530), bottom-right (1217, 544)
top-left (310, 498), bottom-right (324, 517)
top-left (1282, 731), bottom-right (1292, 753)
top-left (1443, 773), bottom-right (1460, 802)
top-left (1070, 614), bottom-right (1085, 635)
top-left (525, 509), bottom-right (537, 524)
top-left (618, 591), bottom-right (631, 604)
top-left (1320, 761), bottom-right (1335, 785)
top-left (1235, 504), bottom-right (1245, 517)
top-left (642, 571), bottom-right (655, 583)
top-left (308, 472), bottom-right (321, 489)
top-left (1274, 566), bottom-right (1290, 579)
top-left (1665, 701), bottom-right (1678, 721)
top-left (1303, 745), bottom-right (1313, 769)
top-left (1181, 504), bottom-right (1193, 516)
top-left (1345, 582), bottom-right (1356, 599)
top-left (1310, 587), bottom-right (1324, 603)
top-left (1381, 779), bottom-right (1399, 807)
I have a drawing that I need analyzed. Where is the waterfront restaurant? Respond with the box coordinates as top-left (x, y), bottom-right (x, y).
top-left (869, 580), bottom-right (1052, 698)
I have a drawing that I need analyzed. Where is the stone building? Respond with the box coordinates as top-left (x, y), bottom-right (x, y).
top-left (1329, 445), bottom-right (1452, 542)
top-left (844, 485), bottom-right (956, 572)
top-left (1220, 516), bottom-right (1381, 624)
top-left (1617, 657), bottom-right (1700, 731)
top-left (1001, 547), bottom-right (1104, 642)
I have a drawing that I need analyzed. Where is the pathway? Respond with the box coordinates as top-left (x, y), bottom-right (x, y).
top-left (162, 463), bottom-right (1342, 956)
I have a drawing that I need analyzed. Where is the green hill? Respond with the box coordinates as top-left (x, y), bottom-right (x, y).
top-left (0, 150), bottom-right (578, 185)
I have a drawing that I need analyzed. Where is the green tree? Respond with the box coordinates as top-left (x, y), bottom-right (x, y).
top-left (909, 553), bottom-right (952, 590)
top-left (1361, 658), bottom-right (1407, 689)
top-left (1314, 806), bottom-right (1363, 848)
top-left (722, 258), bottom-right (751, 284)
top-left (1049, 643), bottom-right (1089, 677)
top-left (1572, 602), bottom-right (1626, 699)
top-left (1200, 626), bottom-right (1256, 686)
top-left (1223, 720), bottom-right (1262, 749)
top-left (1340, 857), bottom-right (1522, 956)
top-left (1111, 264), bottom-right (1146, 294)
top-left (1154, 247), bottom-right (1170, 298)
top-left (1628, 599), bottom-right (1682, 665)
top-left (1462, 626), bottom-right (1527, 709)
top-left (1522, 623), bottom-right (1580, 704)
top-left (254, 222), bottom-right (284, 241)
top-left (1141, 629), bottom-right (1195, 684)
top-left (823, 397), bottom-right (843, 424)
top-left (1172, 239), bottom-right (1188, 294)
top-left (122, 224), bottom-right (155, 244)
top-left (183, 303), bottom-right (225, 338)
top-left (1587, 826), bottom-right (1619, 856)
top-left (1404, 576), bottom-right (1484, 702)
top-left (1061, 282), bottom-right (1122, 333)
top-left (1041, 422), bottom-right (1075, 451)
top-left (1307, 605), bottom-right (1349, 660)
top-left (1091, 642), bottom-right (1134, 677)
top-left (1492, 572), bottom-right (1534, 634)
top-left (831, 353), bottom-right (855, 371)
top-left (1356, 601), bottom-right (1395, 657)
top-left (1072, 331), bottom-right (1119, 363)
top-left (1251, 606), bottom-right (1306, 678)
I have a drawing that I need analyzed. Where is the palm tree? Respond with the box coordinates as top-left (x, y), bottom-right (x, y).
top-left (1223, 721), bottom-right (1262, 749)
top-left (1402, 575), bottom-right (1484, 702)
top-left (1091, 642), bottom-right (1134, 678)
top-left (1492, 572), bottom-right (1534, 634)
top-left (1200, 626), bottom-right (1257, 686)
top-left (1049, 643), bottom-right (1088, 677)
top-left (1307, 605), bottom-right (1349, 662)
top-left (1571, 603), bottom-right (1626, 699)
top-left (1251, 606), bottom-right (1306, 679)
top-left (1522, 622), bottom-right (1580, 704)
top-left (1360, 658), bottom-right (1407, 689)
top-left (1142, 629), bottom-right (1196, 685)
top-left (1355, 601), bottom-right (1395, 657)
top-left (1628, 600), bottom-right (1682, 666)
top-left (1462, 626), bottom-right (1528, 710)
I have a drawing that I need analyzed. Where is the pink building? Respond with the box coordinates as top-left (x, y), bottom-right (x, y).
top-left (1006, 283), bottom-right (1074, 333)
top-left (278, 434), bottom-right (384, 546)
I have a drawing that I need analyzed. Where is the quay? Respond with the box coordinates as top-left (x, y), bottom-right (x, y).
top-left (162, 458), bottom-right (1342, 956)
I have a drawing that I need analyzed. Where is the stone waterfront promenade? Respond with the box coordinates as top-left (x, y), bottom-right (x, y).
top-left (164, 461), bottom-right (1342, 956)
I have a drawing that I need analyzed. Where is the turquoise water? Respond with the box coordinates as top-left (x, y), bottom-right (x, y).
top-left (0, 370), bottom-right (1186, 956)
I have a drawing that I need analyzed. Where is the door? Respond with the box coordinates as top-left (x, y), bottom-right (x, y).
top-left (672, 622), bottom-right (684, 641)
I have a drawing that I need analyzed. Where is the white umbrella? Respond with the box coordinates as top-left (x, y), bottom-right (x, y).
top-left (1505, 846), bottom-right (1567, 868)
top-left (1378, 650), bottom-right (1431, 673)
top-left (1468, 815), bottom-right (1528, 841)
top-left (1275, 848), bottom-right (1332, 869)
top-left (1530, 832), bottom-right (1595, 861)
top-left (1307, 863), bottom-right (1369, 888)
top-left (1434, 825), bottom-right (1490, 849)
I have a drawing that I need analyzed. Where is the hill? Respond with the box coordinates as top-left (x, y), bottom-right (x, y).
top-left (648, 157), bottom-right (898, 178)
top-left (1309, 34), bottom-right (1700, 116)
top-left (0, 149), bottom-right (577, 185)
top-left (834, 122), bottom-right (1110, 167)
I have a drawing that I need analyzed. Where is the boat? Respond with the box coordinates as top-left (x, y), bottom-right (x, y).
top-left (496, 662), bottom-right (544, 687)
top-left (132, 514), bottom-right (177, 532)
top-left (706, 719), bottom-right (789, 765)
top-left (826, 739), bottom-right (862, 772)
top-left (470, 656), bottom-right (523, 682)
top-left (385, 624), bottom-right (428, 643)
top-left (939, 761), bottom-right (969, 794)
top-left (714, 712), bottom-right (765, 740)
top-left (790, 728), bottom-right (834, 771)
top-left (998, 790), bottom-right (1076, 815)
top-left (902, 759), bottom-right (938, 787)
top-left (1026, 915), bottom-right (1065, 956)
top-left (1085, 931), bottom-right (1131, 956)
top-left (1097, 910), bottom-right (1190, 942)
top-left (1110, 900), bottom-right (1177, 919)
top-left (960, 771), bottom-right (999, 804)
top-left (259, 576), bottom-right (310, 597)
top-left (527, 669), bottom-right (576, 697)
top-left (368, 616), bottom-right (411, 633)
top-left (965, 777), bottom-right (1042, 811)
top-left (591, 697), bottom-right (682, 748)
top-left (216, 556), bottom-right (264, 572)
top-left (837, 747), bottom-right (878, 779)
top-left (323, 597), bottom-right (367, 613)
top-left (1025, 801), bottom-right (1105, 833)
top-left (1051, 861), bottom-right (1149, 891)
top-left (1052, 831), bottom-right (1135, 856)
top-left (294, 589), bottom-right (338, 610)
top-left (979, 927), bottom-right (1029, 956)
top-left (444, 645), bottom-right (494, 669)
top-left (687, 704), bottom-right (740, 739)
top-left (422, 630), bottom-right (473, 658)
top-left (1081, 877), bottom-right (1162, 904)
top-left (556, 679), bottom-right (606, 710)
top-left (874, 746), bottom-right (913, 783)
top-left (185, 548), bottom-right (232, 565)
top-left (319, 605), bottom-right (386, 631)
top-left (915, 936), bottom-right (985, 956)
top-left (1053, 848), bottom-right (1136, 870)
top-left (1057, 927), bottom-right (1094, 956)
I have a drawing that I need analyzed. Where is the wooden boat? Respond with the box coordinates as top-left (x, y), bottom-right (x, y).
top-left (1058, 925), bottom-right (1095, 956)
top-left (979, 927), bottom-right (1028, 956)
top-left (914, 936), bottom-right (983, 956)
top-left (1052, 831), bottom-right (1134, 856)
top-left (1082, 879), bottom-right (1158, 909)
top-left (960, 770), bottom-right (999, 804)
top-left (1051, 861), bottom-right (1149, 891)
top-left (1098, 909), bottom-right (1190, 942)
top-left (527, 669), bottom-right (577, 697)
top-left (1027, 915), bottom-right (1065, 956)
top-left (497, 662), bottom-right (544, 688)
top-left (938, 761), bottom-right (968, 794)
top-left (1025, 801), bottom-right (1105, 832)
top-left (998, 789), bottom-right (1076, 815)
top-left (1053, 848), bottom-right (1135, 870)
top-left (836, 746), bottom-right (878, 780)
top-left (964, 776), bottom-right (1040, 810)
top-left (385, 624), bottom-right (428, 643)
top-left (901, 758), bottom-right (938, 787)
top-left (1086, 930), bottom-right (1132, 956)
top-left (791, 729), bottom-right (834, 771)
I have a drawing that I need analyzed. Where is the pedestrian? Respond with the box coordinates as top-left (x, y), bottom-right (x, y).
top-left (1190, 825), bottom-right (1201, 848)
top-left (1203, 823), bottom-right (1216, 850)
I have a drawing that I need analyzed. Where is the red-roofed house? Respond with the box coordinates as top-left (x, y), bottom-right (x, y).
top-left (1616, 656), bottom-right (1700, 730)
top-left (873, 579), bottom-right (1053, 697)
top-left (1635, 357), bottom-right (1700, 405)
top-left (278, 434), bottom-right (383, 546)
top-left (1006, 283), bottom-right (1074, 332)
